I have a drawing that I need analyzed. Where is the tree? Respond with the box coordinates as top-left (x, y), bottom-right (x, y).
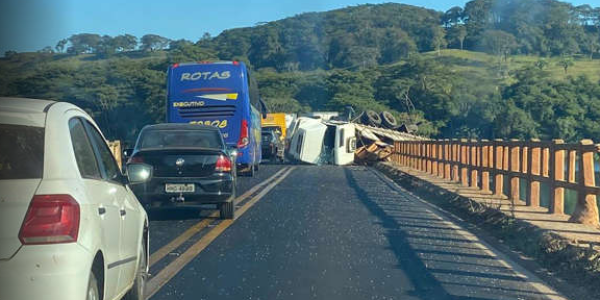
top-left (379, 28), bottom-right (416, 63)
top-left (167, 43), bottom-right (218, 64)
top-left (429, 26), bottom-right (447, 55)
top-left (55, 39), bottom-right (68, 53)
top-left (443, 6), bottom-right (463, 28)
top-left (582, 33), bottom-right (599, 59)
top-left (480, 30), bottom-right (517, 60)
top-left (534, 58), bottom-right (549, 70)
top-left (463, 0), bottom-right (493, 46)
top-left (112, 34), bottom-right (138, 52)
top-left (68, 33), bottom-right (101, 54)
top-left (38, 46), bottom-right (54, 53)
top-left (558, 56), bottom-right (574, 73)
top-left (140, 34), bottom-right (170, 51)
top-left (97, 35), bottom-right (117, 56)
top-left (201, 32), bottom-right (211, 42)
top-left (4, 50), bottom-right (17, 58)
top-left (447, 25), bottom-right (467, 50)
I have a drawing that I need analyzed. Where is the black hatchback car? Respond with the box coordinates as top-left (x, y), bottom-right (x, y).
top-left (126, 124), bottom-right (236, 219)
top-left (261, 129), bottom-right (284, 162)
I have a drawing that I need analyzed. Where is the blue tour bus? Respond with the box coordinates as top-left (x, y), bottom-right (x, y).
top-left (166, 61), bottom-right (265, 175)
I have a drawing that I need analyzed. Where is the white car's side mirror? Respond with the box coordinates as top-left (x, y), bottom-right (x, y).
top-left (127, 163), bottom-right (153, 184)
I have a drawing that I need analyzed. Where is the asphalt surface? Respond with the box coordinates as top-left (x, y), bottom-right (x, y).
top-left (148, 164), bottom-right (283, 254)
top-left (147, 165), bottom-right (566, 300)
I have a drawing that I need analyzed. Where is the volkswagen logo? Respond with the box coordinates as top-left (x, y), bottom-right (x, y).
top-left (175, 158), bottom-right (185, 167)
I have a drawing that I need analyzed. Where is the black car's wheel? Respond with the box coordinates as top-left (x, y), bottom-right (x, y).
top-left (220, 201), bottom-right (235, 219)
top-left (123, 242), bottom-right (147, 300)
top-left (86, 271), bottom-right (100, 300)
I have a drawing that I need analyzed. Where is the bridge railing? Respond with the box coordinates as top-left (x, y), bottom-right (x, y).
top-left (391, 139), bottom-right (600, 227)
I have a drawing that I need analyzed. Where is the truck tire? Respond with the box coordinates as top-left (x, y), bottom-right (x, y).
top-left (362, 110), bottom-right (382, 127)
top-left (381, 111), bottom-right (398, 128)
top-left (220, 201), bottom-right (235, 219)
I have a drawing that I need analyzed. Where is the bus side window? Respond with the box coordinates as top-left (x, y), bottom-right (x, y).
top-left (247, 70), bottom-right (261, 109)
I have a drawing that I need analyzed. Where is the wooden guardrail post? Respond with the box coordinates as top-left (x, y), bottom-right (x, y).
top-left (550, 139), bottom-right (565, 214)
top-left (444, 140), bottom-right (451, 180)
top-left (510, 139), bottom-right (521, 203)
top-left (470, 139), bottom-right (479, 188)
top-left (494, 139), bottom-right (504, 197)
top-left (460, 139), bottom-right (469, 186)
top-left (403, 142), bottom-right (408, 166)
top-left (435, 142), bottom-right (442, 177)
top-left (422, 142), bottom-right (427, 172)
top-left (415, 142), bottom-right (419, 169)
top-left (423, 142), bottom-right (431, 173)
top-left (569, 140), bottom-right (600, 227)
top-left (411, 142), bottom-right (414, 167)
top-left (452, 139), bottom-right (459, 182)
top-left (528, 140), bottom-right (541, 207)
top-left (568, 149), bottom-right (577, 185)
top-left (481, 140), bottom-right (490, 193)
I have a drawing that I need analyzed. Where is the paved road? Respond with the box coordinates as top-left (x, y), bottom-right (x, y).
top-left (147, 165), bottom-right (566, 300)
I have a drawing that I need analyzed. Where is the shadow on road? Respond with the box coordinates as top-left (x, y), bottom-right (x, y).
top-left (344, 168), bottom-right (452, 299)
top-left (344, 167), bottom-right (562, 300)
top-left (147, 206), bottom-right (216, 221)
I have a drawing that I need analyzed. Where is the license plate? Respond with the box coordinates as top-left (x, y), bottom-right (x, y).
top-left (165, 184), bottom-right (195, 193)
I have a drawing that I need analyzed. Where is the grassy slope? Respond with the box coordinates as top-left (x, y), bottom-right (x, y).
top-left (2, 49), bottom-right (598, 89)
top-left (424, 49), bottom-right (600, 83)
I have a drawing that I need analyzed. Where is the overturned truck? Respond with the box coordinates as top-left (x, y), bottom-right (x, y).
top-left (286, 112), bottom-right (423, 166)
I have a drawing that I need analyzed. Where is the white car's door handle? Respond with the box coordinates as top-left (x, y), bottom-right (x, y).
top-left (98, 207), bottom-right (106, 215)
top-left (120, 209), bottom-right (126, 216)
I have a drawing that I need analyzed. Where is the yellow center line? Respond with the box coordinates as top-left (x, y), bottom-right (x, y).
top-left (149, 166), bottom-right (290, 267)
top-left (145, 167), bottom-right (295, 299)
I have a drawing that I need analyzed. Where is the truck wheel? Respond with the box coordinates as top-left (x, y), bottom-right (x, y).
top-left (381, 111), bottom-right (398, 128)
top-left (87, 271), bottom-right (100, 300)
top-left (362, 110), bottom-right (382, 127)
top-left (220, 201), bottom-right (235, 219)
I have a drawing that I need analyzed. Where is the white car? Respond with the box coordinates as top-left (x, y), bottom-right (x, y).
top-left (0, 98), bottom-right (150, 300)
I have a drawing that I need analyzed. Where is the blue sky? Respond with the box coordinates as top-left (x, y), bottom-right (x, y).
top-left (1, 0), bottom-right (598, 55)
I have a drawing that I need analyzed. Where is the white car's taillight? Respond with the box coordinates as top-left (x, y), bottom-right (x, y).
top-left (18, 195), bottom-right (80, 245)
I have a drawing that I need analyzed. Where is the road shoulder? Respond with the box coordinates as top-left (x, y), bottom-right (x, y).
top-left (375, 162), bottom-right (600, 300)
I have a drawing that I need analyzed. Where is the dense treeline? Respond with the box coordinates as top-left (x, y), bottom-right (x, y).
top-left (1, 0), bottom-right (600, 143)
top-left (22, 0), bottom-right (600, 70)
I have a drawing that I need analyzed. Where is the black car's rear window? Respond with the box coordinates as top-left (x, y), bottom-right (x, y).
top-left (0, 124), bottom-right (44, 179)
top-left (261, 132), bottom-right (273, 143)
top-left (139, 129), bottom-right (223, 150)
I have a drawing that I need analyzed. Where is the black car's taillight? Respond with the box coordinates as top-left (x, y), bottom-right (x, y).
top-left (128, 155), bottom-right (144, 164)
top-left (215, 155), bottom-right (232, 172)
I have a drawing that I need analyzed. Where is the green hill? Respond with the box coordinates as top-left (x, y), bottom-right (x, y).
top-left (1, 0), bottom-right (600, 143)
